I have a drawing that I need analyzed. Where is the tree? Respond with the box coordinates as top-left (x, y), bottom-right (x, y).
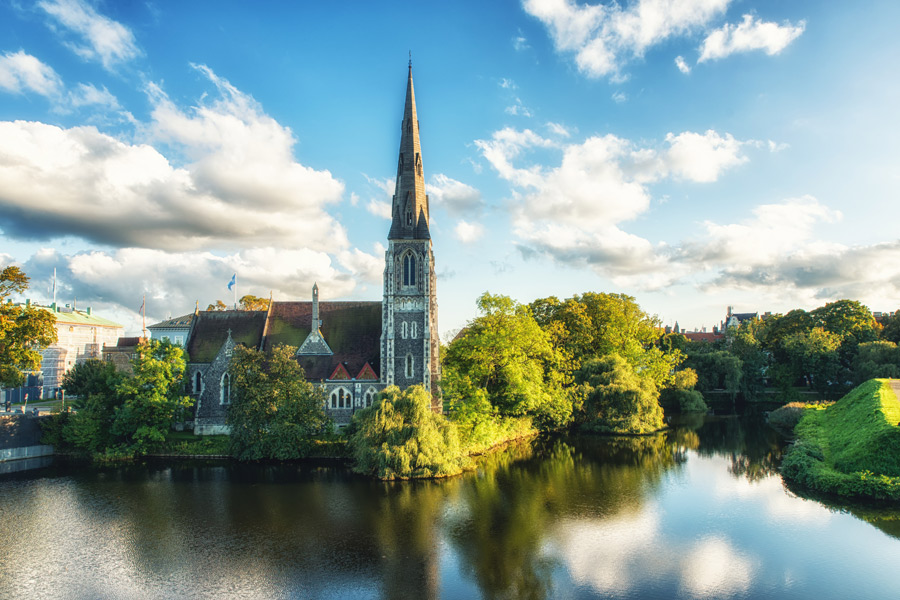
top-left (529, 292), bottom-right (683, 388)
top-left (0, 267), bottom-right (57, 387)
top-left (576, 354), bottom-right (664, 434)
top-left (442, 293), bottom-right (571, 428)
top-left (239, 294), bottom-right (270, 311)
top-left (206, 296), bottom-right (270, 312)
top-left (853, 341), bottom-right (900, 383)
top-left (349, 385), bottom-right (465, 479)
top-left (227, 344), bottom-right (330, 460)
top-left (730, 320), bottom-right (768, 400)
top-left (880, 312), bottom-right (900, 344)
top-left (784, 327), bottom-right (843, 398)
top-left (62, 359), bottom-right (120, 405)
top-left (112, 339), bottom-right (194, 454)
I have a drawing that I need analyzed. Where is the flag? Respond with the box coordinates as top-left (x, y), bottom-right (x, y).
top-left (227, 273), bottom-right (236, 291)
top-left (138, 298), bottom-right (144, 314)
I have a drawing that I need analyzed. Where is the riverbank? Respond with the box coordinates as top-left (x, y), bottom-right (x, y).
top-left (780, 379), bottom-right (900, 501)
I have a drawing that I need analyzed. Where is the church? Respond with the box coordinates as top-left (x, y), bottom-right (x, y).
top-left (174, 64), bottom-right (441, 434)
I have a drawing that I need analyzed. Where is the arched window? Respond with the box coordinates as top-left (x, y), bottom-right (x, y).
top-left (364, 388), bottom-right (377, 407)
top-left (403, 254), bottom-right (416, 287)
top-left (194, 372), bottom-right (202, 394)
top-left (411, 322), bottom-right (418, 339)
top-left (401, 321), bottom-right (408, 339)
top-left (405, 354), bottom-right (414, 379)
top-left (220, 373), bottom-right (230, 405)
top-left (330, 387), bottom-right (352, 409)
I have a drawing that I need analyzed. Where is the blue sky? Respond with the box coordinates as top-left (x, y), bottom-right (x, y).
top-left (1, 0), bottom-right (899, 338)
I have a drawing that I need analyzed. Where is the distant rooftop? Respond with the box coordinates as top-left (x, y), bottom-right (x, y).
top-left (148, 313), bottom-right (195, 329)
top-left (9, 300), bottom-right (123, 328)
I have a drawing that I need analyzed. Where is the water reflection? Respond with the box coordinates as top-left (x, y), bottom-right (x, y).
top-left (1, 418), bottom-right (900, 599)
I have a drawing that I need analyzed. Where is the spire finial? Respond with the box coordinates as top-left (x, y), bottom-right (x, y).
top-left (409, 50), bottom-right (412, 69)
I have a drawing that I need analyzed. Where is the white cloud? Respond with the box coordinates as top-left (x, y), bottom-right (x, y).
top-left (675, 55), bottom-right (691, 74)
top-left (612, 91), bottom-right (627, 103)
top-left (24, 246), bottom-right (357, 326)
top-left (0, 50), bottom-right (62, 97)
top-left (523, 0), bottom-right (730, 78)
top-left (39, 0), bottom-right (140, 69)
top-left (699, 14), bottom-right (805, 63)
top-left (427, 174), bottom-right (484, 215)
top-left (67, 82), bottom-right (119, 108)
top-left (665, 130), bottom-right (746, 182)
top-left (513, 30), bottom-right (531, 51)
top-left (336, 247), bottom-right (383, 284)
top-left (365, 199), bottom-right (391, 220)
top-left (505, 97), bottom-right (534, 117)
top-left (499, 77), bottom-right (517, 89)
top-left (454, 220), bottom-right (485, 243)
top-left (546, 122), bottom-right (572, 138)
top-left (0, 65), bottom-right (347, 252)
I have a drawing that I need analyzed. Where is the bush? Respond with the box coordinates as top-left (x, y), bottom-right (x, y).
top-left (767, 402), bottom-right (814, 432)
top-left (677, 390), bottom-right (708, 413)
top-left (577, 354), bottom-right (664, 434)
top-left (349, 385), bottom-right (467, 479)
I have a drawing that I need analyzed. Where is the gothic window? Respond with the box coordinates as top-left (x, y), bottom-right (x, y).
top-left (365, 388), bottom-right (377, 407)
top-left (405, 354), bottom-right (414, 378)
top-left (220, 373), bottom-right (231, 405)
top-left (406, 210), bottom-right (412, 226)
top-left (330, 387), bottom-right (352, 409)
top-left (411, 322), bottom-right (418, 339)
top-left (403, 254), bottom-right (417, 287)
top-left (194, 372), bottom-right (202, 394)
top-left (401, 321), bottom-right (408, 339)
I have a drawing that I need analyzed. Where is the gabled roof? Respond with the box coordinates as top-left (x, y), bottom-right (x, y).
top-left (266, 301), bottom-right (381, 380)
top-left (148, 314), bottom-right (195, 329)
top-left (186, 310), bottom-right (267, 363)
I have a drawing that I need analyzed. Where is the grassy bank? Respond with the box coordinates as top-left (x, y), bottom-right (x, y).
top-left (780, 379), bottom-right (900, 501)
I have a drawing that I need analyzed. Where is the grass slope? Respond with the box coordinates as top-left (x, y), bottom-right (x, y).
top-left (781, 379), bottom-right (900, 501)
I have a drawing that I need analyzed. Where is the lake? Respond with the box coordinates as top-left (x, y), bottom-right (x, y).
top-left (1, 415), bottom-right (899, 599)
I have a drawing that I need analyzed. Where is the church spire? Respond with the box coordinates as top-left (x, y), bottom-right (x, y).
top-left (388, 62), bottom-right (430, 240)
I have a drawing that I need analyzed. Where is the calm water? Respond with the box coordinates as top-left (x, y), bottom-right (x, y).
top-left (1, 416), bottom-right (899, 599)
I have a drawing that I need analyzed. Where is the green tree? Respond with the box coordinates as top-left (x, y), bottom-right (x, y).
top-left (529, 292), bottom-right (683, 387)
top-left (730, 320), bottom-right (768, 400)
top-left (0, 267), bottom-right (57, 387)
top-left (442, 293), bottom-right (571, 428)
top-left (349, 385), bottom-right (465, 479)
top-left (880, 312), bottom-right (900, 344)
top-left (576, 354), bottom-right (664, 434)
top-left (227, 344), bottom-right (330, 460)
top-left (853, 341), bottom-right (900, 383)
top-left (62, 358), bottom-right (120, 406)
top-left (784, 327), bottom-right (843, 398)
top-left (112, 339), bottom-right (194, 454)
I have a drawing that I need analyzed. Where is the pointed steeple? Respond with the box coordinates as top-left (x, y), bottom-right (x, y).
top-left (388, 62), bottom-right (430, 240)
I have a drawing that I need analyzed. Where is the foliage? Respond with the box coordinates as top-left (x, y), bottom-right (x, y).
top-left (449, 388), bottom-right (537, 455)
top-left (767, 402), bottom-right (815, 432)
top-left (349, 385), bottom-right (467, 479)
top-left (880, 312), bottom-right (900, 344)
top-left (161, 433), bottom-right (231, 456)
top-left (239, 294), bottom-right (271, 311)
top-left (529, 292), bottom-right (683, 387)
top-left (676, 390), bottom-right (707, 413)
top-left (62, 359), bottom-right (121, 407)
top-left (111, 340), bottom-right (194, 454)
top-left (784, 327), bottom-right (843, 398)
top-left (442, 293), bottom-right (571, 429)
top-left (683, 346), bottom-right (742, 400)
top-left (729, 320), bottom-right (768, 400)
top-left (576, 354), bottom-right (664, 434)
top-left (780, 380), bottom-right (900, 500)
top-left (853, 341), bottom-right (900, 383)
top-left (206, 295), bottom-right (270, 311)
top-left (0, 266), bottom-right (57, 387)
top-left (227, 344), bottom-right (330, 460)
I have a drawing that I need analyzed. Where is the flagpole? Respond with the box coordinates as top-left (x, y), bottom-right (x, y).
top-left (142, 294), bottom-right (148, 339)
top-left (234, 275), bottom-right (237, 309)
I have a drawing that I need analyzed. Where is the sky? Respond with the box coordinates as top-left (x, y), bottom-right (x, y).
top-left (1, 0), bottom-right (899, 339)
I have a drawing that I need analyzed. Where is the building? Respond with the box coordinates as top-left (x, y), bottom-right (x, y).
top-left (101, 337), bottom-right (144, 374)
top-left (178, 64), bottom-right (440, 433)
top-left (148, 311), bottom-right (196, 346)
top-left (2, 301), bottom-right (124, 402)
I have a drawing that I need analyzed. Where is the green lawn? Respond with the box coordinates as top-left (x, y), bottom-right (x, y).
top-left (781, 379), bottom-right (900, 501)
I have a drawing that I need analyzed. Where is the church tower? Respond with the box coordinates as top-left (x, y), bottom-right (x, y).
top-left (381, 62), bottom-right (440, 406)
